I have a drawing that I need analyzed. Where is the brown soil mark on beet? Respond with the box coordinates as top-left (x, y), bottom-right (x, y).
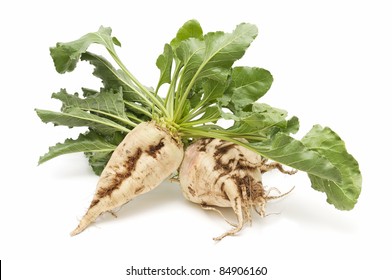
top-left (135, 186), bottom-right (144, 195)
top-left (214, 143), bottom-right (236, 157)
top-left (232, 174), bottom-right (253, 198)
top-left (146, 138), bottom-right (165, 158)
top-left (188, 186), bottom-right (196, 196)
top-left (198, 138), bottom-right (214, 152)
top-left (95, 148), bottom-right (143, 201)
top-left (89, 199), bottom-right (100, 208)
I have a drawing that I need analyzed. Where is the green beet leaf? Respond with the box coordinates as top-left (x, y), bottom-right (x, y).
top-left (81, 52), bottom-right (127, 92)
top-left (173, 23), bottom-right (258, 121)
top-left (177, 23), bottom-right (258, 86)
top-left (50, 26), bottom-right (164, 114)
top-left (156, 44), bottom-right (174, 91)
top-left (175, 38), bottom-right (205, 86)
top-left (35, 108), bottom-right (130, 135)
top-left (85, 151), bottom-right (113, 175)
top-left (80, 52), bottom-right (145, 104)
top-left (301, 125), bottom-right (362, 210)
top-left (201, 24), bottom-right (258, 79)
top-left (38, 130), bottom-right (117, 165)
top-left (249, 133), bottom-right (342, 183)
top-left (223, 67), bottom-right (273, 112)
top-left (220, 103), bottom-right (298, 140)
top-left (50, 26), bottom-right (120, 74)
top-left (170, 19), bottom-right (203, 49)
top-left (51, 89), bottom-right (132, 127)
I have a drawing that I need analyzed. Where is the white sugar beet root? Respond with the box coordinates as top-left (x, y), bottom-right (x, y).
top-left (179, 138), bottom-right (295, 241)
top-left (71, 122), bottom-right (184, 236)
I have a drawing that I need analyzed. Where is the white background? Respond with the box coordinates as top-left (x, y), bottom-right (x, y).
top-left (1, 0), bottom-right (391, 278)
